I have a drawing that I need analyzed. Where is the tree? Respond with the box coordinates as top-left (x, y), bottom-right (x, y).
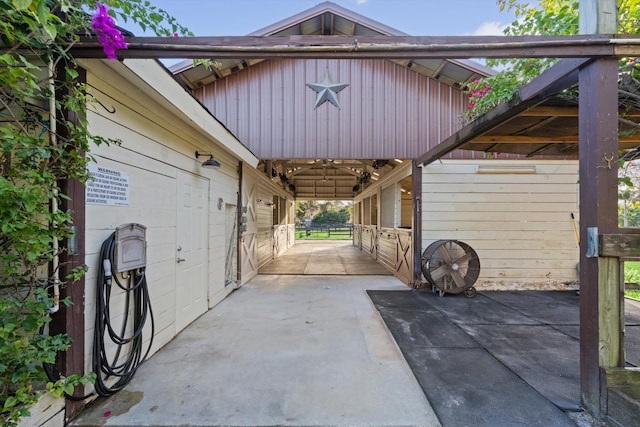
top-left (312, 209), bottom-right (350, 224)
top-left (619, 161), bottom-right (640, 226)
top-left (461, 0), bottom-right (640, 124)
top-left (0, 1), bottom-right (189, 425)
top-left (296, 200), bottom-right (319, 222)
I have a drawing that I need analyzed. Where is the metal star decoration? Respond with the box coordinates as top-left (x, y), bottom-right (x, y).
top-left (306, 70), bottom-right (349, 110)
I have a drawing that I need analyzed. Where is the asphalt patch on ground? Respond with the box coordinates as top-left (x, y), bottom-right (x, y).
top-left (368, 290), bottom-right (581, 427)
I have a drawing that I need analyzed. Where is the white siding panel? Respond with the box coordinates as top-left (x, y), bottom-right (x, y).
top-left (421, 159), bottom-right (580, 290)
top-left (83, 61), bottom-right (241, 382)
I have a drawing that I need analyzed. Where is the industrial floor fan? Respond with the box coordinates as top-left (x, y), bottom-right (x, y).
top-left (421, 239), bottom-right (480, 298)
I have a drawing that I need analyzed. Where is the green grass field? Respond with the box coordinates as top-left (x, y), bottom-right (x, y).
top-left (296, 231), bottom-right (352, 240)
top-left (625, 261), bottom-right (640, 299)
top-left (627, 289), bottom-right (640, 299)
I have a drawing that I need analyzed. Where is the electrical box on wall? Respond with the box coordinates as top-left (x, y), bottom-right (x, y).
top-left (114, 223), bottom-right (147, 273)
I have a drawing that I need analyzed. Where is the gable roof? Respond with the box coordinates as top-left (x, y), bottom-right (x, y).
top-left (170, 1), bottom-right (494, 89)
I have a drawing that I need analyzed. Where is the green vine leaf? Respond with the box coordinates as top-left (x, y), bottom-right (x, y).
top-left (11, 0), bottom-right (31, 11)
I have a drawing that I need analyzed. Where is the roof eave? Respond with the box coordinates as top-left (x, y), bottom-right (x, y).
top-left (248, 1), bottom-right (408, 37)
top-left (80, 58), bottom-right (258, 167)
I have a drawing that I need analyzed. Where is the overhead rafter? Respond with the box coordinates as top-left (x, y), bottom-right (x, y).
top-left (521, 106), bottom-right (640, 117)
top-left (473, 135), bottom-right (640, 144)
top-left (416, 58), bottom-right (596, 166)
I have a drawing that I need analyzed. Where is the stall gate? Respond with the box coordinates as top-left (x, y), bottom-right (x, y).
top-left (240, 164), bottom-right (259, 284)
top-left (256, 183), bottom-right (274, 268)
top-left (377, 228), bottom-right (413, 285)
top-left (353, 224), bottom-right (363, 249)
top-left (362, 226), bottom-right (378, 259)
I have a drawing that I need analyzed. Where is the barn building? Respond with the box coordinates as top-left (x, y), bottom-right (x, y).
top-left (29, 1), bottom-right (640, 426)
top-left (170, 2), bottom-right (581, 290)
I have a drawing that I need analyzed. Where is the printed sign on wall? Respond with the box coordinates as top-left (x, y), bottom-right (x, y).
top-left (86, 163), bottom-right (130, 206)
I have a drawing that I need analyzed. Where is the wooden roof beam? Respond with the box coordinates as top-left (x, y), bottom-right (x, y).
top-left (473, 134), bottom-right (640, 144)
top-left (522, 106), bottom-right (640, 117)
top-left (475, 135), bottom-right (580, 143)
top-left (431, 61), bottom-right (447, 79)
top-left (71, 34), bottom-right (640, 59)
top-left (514, 116), bottom-right (559, 135)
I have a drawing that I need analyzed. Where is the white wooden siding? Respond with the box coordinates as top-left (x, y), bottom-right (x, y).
top-left (83, 60), bottom-right (241, 381)
top-left (421, 159), bottom-right (580, 290)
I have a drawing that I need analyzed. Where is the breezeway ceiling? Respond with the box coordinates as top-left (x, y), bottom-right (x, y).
top-left (260, 158), bottom-right (403, 200)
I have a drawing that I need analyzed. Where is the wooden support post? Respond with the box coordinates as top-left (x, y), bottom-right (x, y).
top-left (578, 57), bottom-right (620, 415)
top-left (237, 160), bottom-right (243, 284)
top-left (412, 160), bottom-right (423, 285)
top-left (57, 177), bottom-right (86, 419)
top-left (48, 65), bottom-right (87, 420)
top-left (597, 257), bottom-right (624, 368)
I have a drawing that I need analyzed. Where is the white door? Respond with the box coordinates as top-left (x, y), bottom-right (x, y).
top-left (176, 171), bottom-right (209, 331)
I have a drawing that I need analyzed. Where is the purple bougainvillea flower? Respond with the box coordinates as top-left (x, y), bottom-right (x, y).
top-left (91, 4), bottom-right (128, 60)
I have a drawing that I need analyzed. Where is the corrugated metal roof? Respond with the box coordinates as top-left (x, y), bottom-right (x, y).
top-left (170, 1), bottom-right (494, 90)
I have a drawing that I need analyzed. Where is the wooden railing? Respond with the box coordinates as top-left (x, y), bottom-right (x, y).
top-left (597, 233), bottom-right (640, 421)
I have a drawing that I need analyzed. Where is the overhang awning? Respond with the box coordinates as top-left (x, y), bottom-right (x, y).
top-left (416, 57), bottom-right (640, 166)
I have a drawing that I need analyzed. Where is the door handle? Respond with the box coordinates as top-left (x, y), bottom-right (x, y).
top-left (176, 257), bottom-right (186, 263)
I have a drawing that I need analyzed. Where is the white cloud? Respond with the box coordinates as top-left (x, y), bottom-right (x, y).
top-left (356, 0), bottom-right (368, 4)
top-left (471, 21), bottom-right (508, 36)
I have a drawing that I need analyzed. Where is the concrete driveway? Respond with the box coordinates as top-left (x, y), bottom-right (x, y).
top-left (70, 241), bottom-right (640, 426)
top-left (71, 274), bottom-right (439, 427)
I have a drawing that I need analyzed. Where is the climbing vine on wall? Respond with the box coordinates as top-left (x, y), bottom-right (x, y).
top-left (0, 1), bottom-right (189, 425)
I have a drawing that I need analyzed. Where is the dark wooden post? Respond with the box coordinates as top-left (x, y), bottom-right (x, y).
top-left (49, 65), bottom-right (87, 420)
top-left (237, 161), bottom-right (243, 284)
top-left (412, 160), bottom-right (423, 285)
top-left (578, 57), bottom-right (619, 415)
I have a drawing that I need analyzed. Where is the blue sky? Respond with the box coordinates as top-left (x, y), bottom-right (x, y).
top-left (123, 0), bottom-right (519, 37)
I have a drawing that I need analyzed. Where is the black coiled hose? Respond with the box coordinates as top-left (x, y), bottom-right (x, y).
top-left (93, 232), bottom-right (154, 396)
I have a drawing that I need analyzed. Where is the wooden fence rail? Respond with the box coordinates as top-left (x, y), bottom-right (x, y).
top-left (295, 224), bottom-right (353, 239)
